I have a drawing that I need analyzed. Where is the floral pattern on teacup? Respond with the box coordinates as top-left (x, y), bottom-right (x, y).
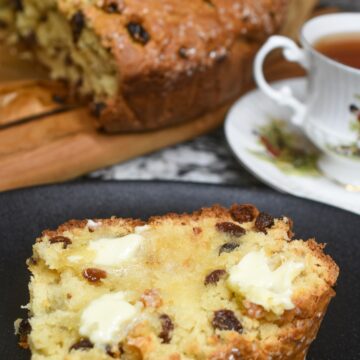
top-left (328, 95), bottom-right (360, 159)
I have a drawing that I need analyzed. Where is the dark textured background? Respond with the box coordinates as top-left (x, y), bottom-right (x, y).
top-left (321, 0), bottom-right (360, 10)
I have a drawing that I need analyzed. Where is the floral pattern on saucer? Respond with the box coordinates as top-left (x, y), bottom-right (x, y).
top-left (225, 77), bottom-right (360, 215)
top-left (253, 119), bottom-right (320, 176)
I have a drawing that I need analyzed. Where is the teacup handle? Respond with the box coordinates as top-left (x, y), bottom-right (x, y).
top-left (254, 35), bottom-right (310, 126)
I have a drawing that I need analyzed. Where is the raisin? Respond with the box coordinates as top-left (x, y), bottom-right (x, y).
top-left (82, 268), bottom-right (107, 283)
top-left (70, 11), bottom-right (85, 43)
top-left (204, 0), bottom-right (215, 7)
top-left (0, 20), bottom-right (8, 29)
top-left (14, 0), bottom-right (23, 11)
top-left (75, 78), bottom-right (83, 88)
top-left (104, 1), bottom-right (120, 13)
top-left (19, 319), bottom-right (31, 335)
top-left (91, 102), bottom-right (106, 117)
top-left (204, 269), bottom-right (227, 285)
top-left (218, 242), bottom-right (239, 255)
top-left (52, 94), bottom-right (66, 105)
top-left (255, 212), bottom-right (274, 233)
top-left (106, 344), bottom-right (123, 358)
top-left (178, 47), bottom-right (188, 59)
top-left (106, 3), bottom-right (118, 12)
top-left (49, 236), bottom-right (72, 249)
top-left (230, 204), bottom-right (259, 223)
top-left (65, 55), bottom-right (73, 65)
top-left (101, 0), bottom-right (125, 13)
top-left (193, 227), bottom-right (202, 235)
top-left (214, 51), bottom-right (227, 64)
top-left (127, 22), bottom-right (150, 44)
top-left (70, 338), bottom-right (94, 351)
top-left (106, 345), bottom-right (115, 358)
top-left (212, 310), bottom-right (243, 333)
top-left (159, 314), bottom-right (174, 344)
top-left (242, 14), bottom-right (250, 23)
top-left (21, 32), bottom-right (37, 47)
top-left (17, 318), bottom-right (31, 348)
top-left (216, 222), bottom-right (245, 237)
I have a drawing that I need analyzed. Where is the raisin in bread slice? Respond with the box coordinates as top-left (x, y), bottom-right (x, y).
top-left (1, 0), bottom-right (288, 131)
top-left (15, 205), bottom-right (339, 360)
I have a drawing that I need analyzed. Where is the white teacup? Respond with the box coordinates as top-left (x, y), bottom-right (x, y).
top-left (254, 13), bottom-right (360, 186)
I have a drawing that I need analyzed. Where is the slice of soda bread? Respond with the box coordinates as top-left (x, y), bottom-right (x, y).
top-left (16, 204), bottom-right (339, 360)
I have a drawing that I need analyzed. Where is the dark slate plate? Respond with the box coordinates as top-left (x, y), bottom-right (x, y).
top-left (0, 181), bottom-right (358, 359)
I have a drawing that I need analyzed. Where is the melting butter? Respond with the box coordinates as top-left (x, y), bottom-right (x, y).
top-left (227, 250), bottom-right (304, 315)
top-left (79, 292), bottom-right (139, 347)
top-left (89, 233), bottom-right (143, 266)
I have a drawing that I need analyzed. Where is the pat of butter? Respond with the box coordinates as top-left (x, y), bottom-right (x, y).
top-left (89, 233), bottom-right (143, 266)
top-left (227, 250), bottom-right (304, 315)
top-left (79, 292), bottom-right (138, 346)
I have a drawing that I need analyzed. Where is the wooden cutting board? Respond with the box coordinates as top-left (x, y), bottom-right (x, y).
top-left (0, 0), bottom-right (322, 192)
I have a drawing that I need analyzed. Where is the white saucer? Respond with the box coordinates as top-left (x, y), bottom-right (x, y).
top-left (225, 77), bottom-right (360, 215)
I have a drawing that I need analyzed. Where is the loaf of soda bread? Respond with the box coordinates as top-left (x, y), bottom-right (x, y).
top-left (15, 204), bottom-right (339, 359)
top-left (0, 0), bottom-right (288, 131)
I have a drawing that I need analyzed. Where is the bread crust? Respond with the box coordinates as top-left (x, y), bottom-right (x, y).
top-left (21, 204), bottom-right (339, 359)
top-left (58, 0), bottom-right (288, 131)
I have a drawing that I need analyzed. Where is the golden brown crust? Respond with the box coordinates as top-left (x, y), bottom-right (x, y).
top-left (65, 0), bottom-right (288, 131)
top-left (99, 40), bottom-right (257, 131)
top-left (40, 217), bottom-right (144, 239)
top-left (148, 204), bottom-right (232, 223)
top-left (305, 239), bottom-right (340, 286)
top-left (39, 205), bottom-right (233, 242)
top-left (209, 294), bottom-right (332, 360)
